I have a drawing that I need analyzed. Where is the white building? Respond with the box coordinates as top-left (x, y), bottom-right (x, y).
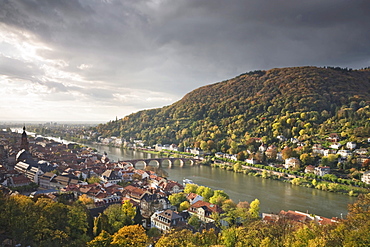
top-left (362, 170), bottom-right (370, 184)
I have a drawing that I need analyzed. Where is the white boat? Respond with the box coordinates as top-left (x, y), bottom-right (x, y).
top-left (183, 178), bottom-right (195, 186)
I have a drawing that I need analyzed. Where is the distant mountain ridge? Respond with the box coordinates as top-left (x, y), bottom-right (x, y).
top-left (94, 66), bottom-right (370, 149)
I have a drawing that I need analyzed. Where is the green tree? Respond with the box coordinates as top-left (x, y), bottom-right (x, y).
top-left (249, 199), bottom-right (260, 219)
top-left (209, 190), bottom-right (229, 206)
top-left (233, 162), bottom-right (242, 172)
top-left (179, 201), bottom-right (190, 211)
top-left (103, 203), bottom-right (134, 234)
top-left (184, 183), bottom-right (198, 194)
top-left (121, 200), bottom-right (136, 225)
top-left (188, 214), bottom-right (202, 230)
top-left (87, 176), bottom-right (101, 184)
top-left (168, 192), bottom-right (187, 209)
top-left (201, 187), bottom-right (214, 202)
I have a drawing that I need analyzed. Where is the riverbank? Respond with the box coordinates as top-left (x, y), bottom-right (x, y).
top-left (209, 160), bottom-right (369, 197)
top-left (91, 145), bottom-right (370, 197)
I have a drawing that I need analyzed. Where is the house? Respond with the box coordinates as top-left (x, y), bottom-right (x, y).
top-left (330, 143), bottom-right (342, 149)
top-left (169, 144), bottom-right (179, 151)
top-left (279, 210), bottom-right (338, 225)
top-left (315, 166), bottom-right (330, 176)
top-left (188, 200), bottom-right (222, 223)
top-left (361, 170), bottom-right (370, 184)
top-left (327, 133), bottom-right (340, 143)
top-left (245, 157), bottom-right (258, 165)
top-left (50, 175), bottom-right (80, 190)
top-left (312, 144), bottom-right (325, 155)
top-left (290, 138), bottom-right (299, 144)
top-left (155, 144), bottom-right (163, 151)
top-left (190, 148), bottom-right (204, 156)
top-left (123, 185), bottom-right (150, 203)
top-left (284, 158), bottom-right (301, 170)
top-left (8, 174), bottom-right (32, 187)
top-left (151, 209), bottom-right (185, 232)
top-left (346, 142), bottom-right (356, 150)
top-left (101, 169), bottom-right (121, 184)
top-left (39, 172), bottom-right (57, 189)
top-left (14, 161), bottom-right (44, 183)
top-left (265, 145), bottom-right (277, 160)
top-left (258, 144), bottom-right (267, 153)
top-left (135, 169), bottom-right (150, 180)
top-left (304, 165), bottom-right (315, 174)
top-left (186, 193), bottom-right (204, 205)
top-left (277, 135), bottom-right (287, 142)
top-left (158, 180), bottom-right (183, 193)
top-left (337, 149), bottom-right (351, 159)
top-left (140, 193), bottom-right (171, 219)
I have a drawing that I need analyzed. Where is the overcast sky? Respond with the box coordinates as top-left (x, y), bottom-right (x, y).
top-left (1, 0), bottom-right (369, 122)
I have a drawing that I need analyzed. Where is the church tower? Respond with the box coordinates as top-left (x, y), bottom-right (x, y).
top-left (20, 126), bottom-right (29, 151)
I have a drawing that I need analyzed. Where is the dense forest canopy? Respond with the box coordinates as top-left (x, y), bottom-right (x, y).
top-left (93, 66), bottom-right (370, 151)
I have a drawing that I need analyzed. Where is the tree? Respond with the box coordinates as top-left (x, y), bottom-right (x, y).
top-left (78, 194), bottom-right (94, 205)
top-left (133, 205), bottom-right (143, 225)
top-left (93, 213), bottom-right (111, 237)
top-left (209, 190), bottom-right (229, 206)
top-left (237, 201), bottom-right (250, 209)
top-left (233, 162), bottom-right (242, 172)
top-left (201, 187), bottom-right (214, 201)
top-left (67, 203), bottom-right (89, 245)
top-left (200, 140), bottom-right (208, 151)
top-left (188, 214), bottom-right (202, 230)
top-left (111, 225), bottom-right (148, 247)
top-left (249, 199), bottom-right (260, 219)
top-left (156, 229), bottom-right (195, 247)
top-left (179, 201), bottom-right (190, 211)
top-left (343, 193), bottom-right (370, 246)
top-left (362, 159), bottom-right (370, 170)
top-left (237, 152), bottom-right (245, 161)
top-left (87, 176), bottom-right (101, 184)
top-left (300, 153), bottom-right (314, 166)
top-left (312, 179), bottom-right (318, 187)
top-left (220, 227), bottom-right (244, 247)
top-left (104, 204), bottom-right (132, 233)
top-left (87, 230), bottom-right (112, 247)
top-left (121, 200), bottom-right (136, 225)
top-left (196, 186), bottom-right (207, 196)
top-left (282, 146), bottom-right (293, 160)
top-left (184, 183), bottom-right (198, 194)
top-left (222, 199), bottom-right (237, 212)
top-left (168, 192), bottom-right (187, 209)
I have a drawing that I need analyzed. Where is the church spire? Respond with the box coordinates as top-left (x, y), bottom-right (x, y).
top-left (20, 125), bottom-right (29, 151)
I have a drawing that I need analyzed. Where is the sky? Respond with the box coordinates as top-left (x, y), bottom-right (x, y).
top-left (0, 0), bottom-right (369, 123)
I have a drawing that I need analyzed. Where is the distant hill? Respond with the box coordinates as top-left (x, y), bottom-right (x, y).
top-left (93, 66), bottom-right (370, 151)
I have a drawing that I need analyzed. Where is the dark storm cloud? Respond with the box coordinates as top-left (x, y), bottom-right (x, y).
top-left (1, 0), bottom-right (369, 103)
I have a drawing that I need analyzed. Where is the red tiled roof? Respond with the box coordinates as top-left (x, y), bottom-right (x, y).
top-left (190, 200), bottom-right (222, 213)
top-left (280, 210), bottom-right (308, 222)
top-left (11, 175), bottom-right (31, 185)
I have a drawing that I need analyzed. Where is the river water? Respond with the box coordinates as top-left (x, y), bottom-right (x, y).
top-left (89, 145), bottom-right (356, 219)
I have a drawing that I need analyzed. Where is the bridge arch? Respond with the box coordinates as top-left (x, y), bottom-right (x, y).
top-left (122, 158), bottom-right (198, 169)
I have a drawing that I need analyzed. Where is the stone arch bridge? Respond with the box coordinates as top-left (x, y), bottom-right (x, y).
top-left (121, 157), bottom-right (200, 168)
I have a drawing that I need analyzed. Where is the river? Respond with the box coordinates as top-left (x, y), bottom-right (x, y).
top-left (13, 128), bottom-right (356, 219)
top-left (89, 144), bottom-right (356, 219)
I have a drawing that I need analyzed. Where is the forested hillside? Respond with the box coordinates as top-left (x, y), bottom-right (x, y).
top-left (93, 66), bottom-right (370, 152)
